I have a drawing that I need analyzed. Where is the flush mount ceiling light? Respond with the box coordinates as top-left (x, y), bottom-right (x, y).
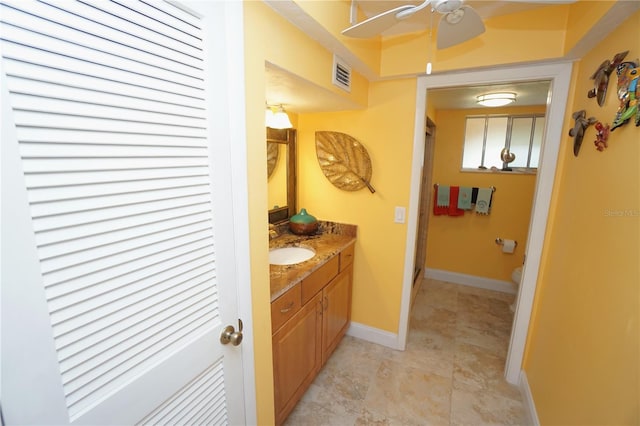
top-left (476, 92), bottom-right (517, 107)
top-left (265, 104), bottom-right (293, 129)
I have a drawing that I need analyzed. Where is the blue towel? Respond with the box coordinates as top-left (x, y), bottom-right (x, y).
top-left (457, 186), bottom-right (473, 210)
top-left (436, 185), bottom-right (450, 207)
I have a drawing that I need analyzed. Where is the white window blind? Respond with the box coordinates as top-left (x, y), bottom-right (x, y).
top-left (1, 0), bottom-right (225, 420)
top-left (462, 114), bottom-right (545, 170)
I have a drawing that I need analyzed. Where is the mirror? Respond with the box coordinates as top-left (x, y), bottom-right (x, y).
top-left (267, 127), bottom-right (296, 224)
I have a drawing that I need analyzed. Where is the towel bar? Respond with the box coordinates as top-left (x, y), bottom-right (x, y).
top-left (433, 184), bottom-right (496, 193)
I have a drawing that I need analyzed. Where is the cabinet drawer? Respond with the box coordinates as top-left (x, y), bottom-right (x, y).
top-left (301, 255), bottom-right (339, 305)
top-left (271, 284), bottom-right (301, 332)
top-left (340, 244), bottom-right (355, 271)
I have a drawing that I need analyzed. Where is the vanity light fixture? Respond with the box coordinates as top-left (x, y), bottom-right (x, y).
top-left (265, 107), bottom-right (274, 126)
top-left (477, 92), bottom-right (516, 107)
top-left (265, 104), bottom-right (293, 129)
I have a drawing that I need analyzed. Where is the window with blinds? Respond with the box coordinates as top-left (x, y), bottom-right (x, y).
top-left (1, 0), bottom-right (224, 419)
top-left (462, 114), bottom-right (545, 171)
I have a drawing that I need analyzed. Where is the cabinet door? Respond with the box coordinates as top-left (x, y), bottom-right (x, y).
top-left (272, 292), bottom-right (323, 425)
top-left (322, 264), bottom-right (353, 363)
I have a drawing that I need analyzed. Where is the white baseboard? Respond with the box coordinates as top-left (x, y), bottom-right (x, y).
top-left (346, 321), bottom-right (401, 350)
top-left (519, 370), bottom-right (540, 426)
top-left (425, 268), bottom-right (516, 294)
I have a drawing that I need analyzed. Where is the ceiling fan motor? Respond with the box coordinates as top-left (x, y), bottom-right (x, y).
top-left (434, 0), bottom-right (463, 14)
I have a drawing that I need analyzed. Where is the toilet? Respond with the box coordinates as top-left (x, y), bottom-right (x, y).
top-left (510, 266), bottom-right (523, 312)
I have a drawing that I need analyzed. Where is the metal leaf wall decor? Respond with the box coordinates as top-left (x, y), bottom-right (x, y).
top-left (315, 131), bottom-right (375, 193)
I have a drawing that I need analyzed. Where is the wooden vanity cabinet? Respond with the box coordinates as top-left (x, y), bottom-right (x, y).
top-left (272, 292), bottom-right (322, 425)
top-left (271, 283), bottom-right (301, 332)
top-left (301, 256), bottom-right (339, 305)
top-left (271, 243), bottom-right (354, 425)
top-left (321, 246), bottom-right (353, 363)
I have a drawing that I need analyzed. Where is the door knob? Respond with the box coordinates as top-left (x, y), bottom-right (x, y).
top-left (220, 319), bottom-right (243, 346)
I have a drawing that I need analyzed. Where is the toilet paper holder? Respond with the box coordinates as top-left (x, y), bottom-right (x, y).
top-left (495, 237), bottom-right (517, 247)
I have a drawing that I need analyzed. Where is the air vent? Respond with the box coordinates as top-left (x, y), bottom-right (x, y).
top-left (332, 55), bottom-right (351, 92)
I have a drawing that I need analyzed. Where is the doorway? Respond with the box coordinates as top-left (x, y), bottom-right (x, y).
top-left (399, 62), bottom-right (572, 384)
top-left (411, 117), bottom-right (436, 306)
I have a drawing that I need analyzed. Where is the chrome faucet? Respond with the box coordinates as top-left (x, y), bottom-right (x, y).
top-left (269, 224), bottom-right (278, 240)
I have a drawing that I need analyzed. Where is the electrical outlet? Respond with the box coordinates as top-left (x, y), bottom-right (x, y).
top-left (394, 206), bottom-right (406, 224)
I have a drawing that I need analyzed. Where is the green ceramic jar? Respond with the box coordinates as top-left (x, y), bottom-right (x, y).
top-left (289, 208), bottom-right (318, 235)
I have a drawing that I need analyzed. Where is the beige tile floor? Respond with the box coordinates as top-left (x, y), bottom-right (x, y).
top-left (284, 278), bottom-right (528, 426)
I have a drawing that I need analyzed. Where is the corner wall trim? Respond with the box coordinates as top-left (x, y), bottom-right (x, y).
top-left (519, 370), bottom-right (540, 426)
top-left (346, 322), bottom-right (401, 350)
top-left (425, 268), bottom-right (516, 294)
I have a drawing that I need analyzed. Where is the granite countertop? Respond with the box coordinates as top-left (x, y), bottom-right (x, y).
top-left (269, 221), bottom-right (357, 302)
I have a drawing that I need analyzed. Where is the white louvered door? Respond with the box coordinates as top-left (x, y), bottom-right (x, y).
top-left (0, 1), bottom-right (248, 424)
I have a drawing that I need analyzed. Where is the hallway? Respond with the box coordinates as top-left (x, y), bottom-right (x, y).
top-left (284, 278), bottom-right (527, 425)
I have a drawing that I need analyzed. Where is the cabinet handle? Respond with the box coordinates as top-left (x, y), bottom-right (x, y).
top-left (323, 296), bottom-right (328, 311)
top-left (280, 301), bottom-right (294, 314)
top-left (317, 299), bottom-right (323, 315)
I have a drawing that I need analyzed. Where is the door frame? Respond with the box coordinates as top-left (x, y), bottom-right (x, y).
top-left (398, 61), bottom-right (573, 385)
top-left (410, 118), bottom-right (436, 304)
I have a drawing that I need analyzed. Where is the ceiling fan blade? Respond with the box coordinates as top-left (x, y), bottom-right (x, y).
top-left (342, 4), bottom-right (417, 38)
top-left (437, 6), bottom-right (485, 49)
top-left (507, 0), bottom-right (576, 3)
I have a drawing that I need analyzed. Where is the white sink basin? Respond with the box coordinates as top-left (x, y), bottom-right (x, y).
top-left (269, 246), bottom-right (316, 265)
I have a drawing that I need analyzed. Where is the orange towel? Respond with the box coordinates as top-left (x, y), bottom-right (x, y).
top-left (448, 186), bottom-right (464, 216)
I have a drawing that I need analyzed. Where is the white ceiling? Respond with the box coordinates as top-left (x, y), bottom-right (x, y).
top-left (265, 0), bottom-right (561, 114)
top-left (427, 80), bottom-right (550, 109)
top-left (266, 64), bottom-right (550, 113)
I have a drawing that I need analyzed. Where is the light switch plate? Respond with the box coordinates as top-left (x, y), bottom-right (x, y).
top-left (394, 206), bottom-right (406, 224)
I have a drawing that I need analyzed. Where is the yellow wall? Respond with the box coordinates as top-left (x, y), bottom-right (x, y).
top-left (243, 4), bottom-right (273, 424)
top-left (245, 1), bottom-right (637, 423)
top-left (289, 1), bottom-right (615, 79)
top-left (283, 0), bottom-right (580, 78)
top-left (242, 3), bottom-right (370, 423)
top-left (426, 106), bottom-right (543, 281)
top-left (297, 78), bottom-right (417, 333)
top-left (426, 96), bottom-right (437, 122)
top-left (247, 2), bottom-right (369, 109)
top-left (292, 0), bottom-right (382, 75)
top-left (380, 6), bottom-right (570, 77)
top-left (523, 10), bottom-right (640, 425)
top-left (564, 0), bottom-right (617, 54)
